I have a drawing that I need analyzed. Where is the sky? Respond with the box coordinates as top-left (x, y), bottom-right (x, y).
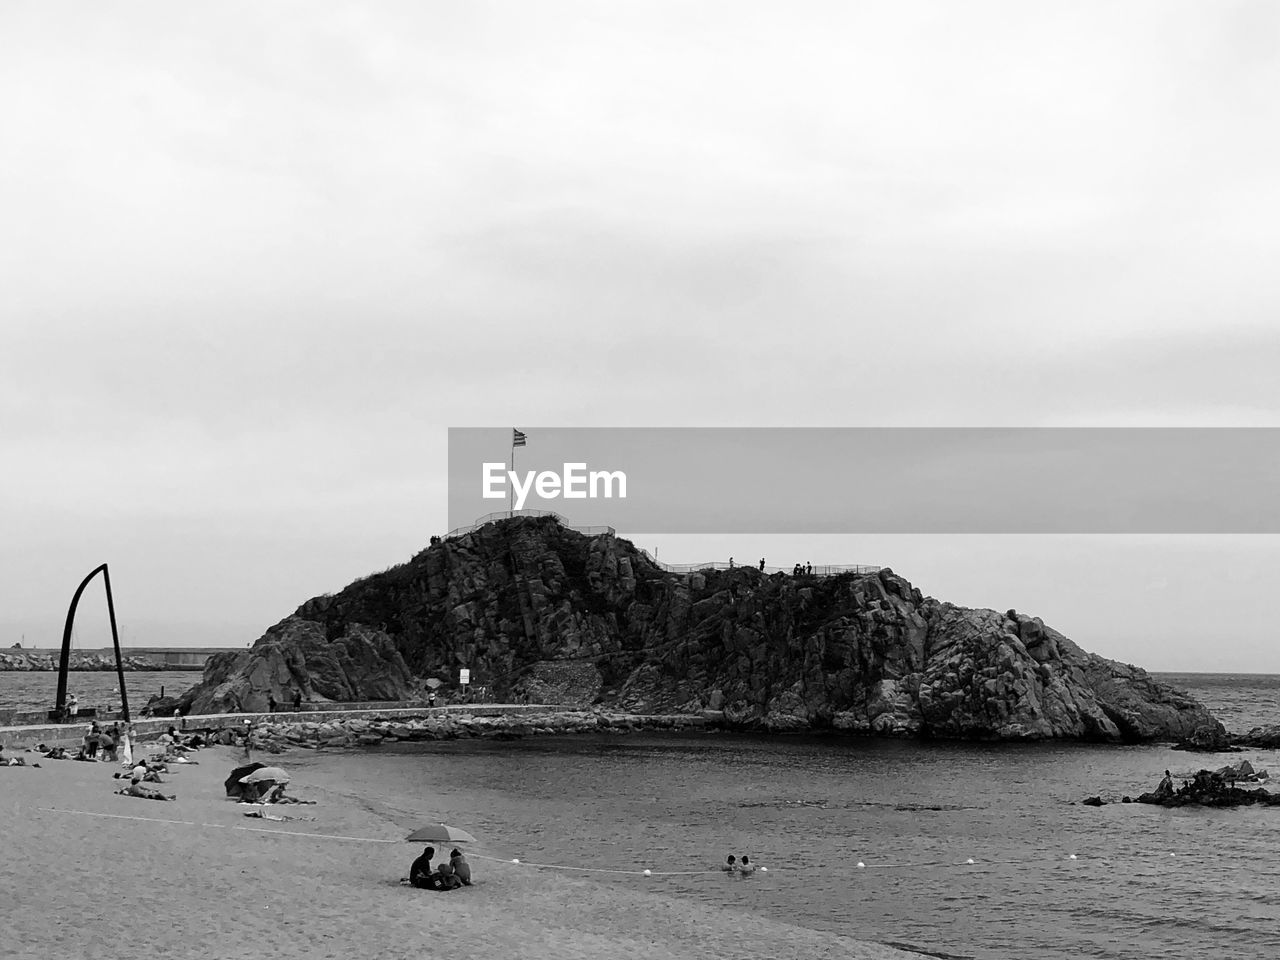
top-left (2, 1), bottom-right (1279, 670)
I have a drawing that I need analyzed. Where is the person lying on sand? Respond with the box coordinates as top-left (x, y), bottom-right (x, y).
top-left (116, 778), bottom-right (176, 801)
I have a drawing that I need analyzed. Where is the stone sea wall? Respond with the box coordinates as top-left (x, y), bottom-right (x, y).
top-left (0, 651), bottom-right (165, 672)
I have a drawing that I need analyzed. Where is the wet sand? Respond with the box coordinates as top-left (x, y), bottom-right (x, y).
top-left (3, 744), bottom-right (925, 960)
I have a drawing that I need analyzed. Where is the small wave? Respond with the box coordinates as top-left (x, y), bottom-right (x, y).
top-left (738, 798), bottom-right (829, 808)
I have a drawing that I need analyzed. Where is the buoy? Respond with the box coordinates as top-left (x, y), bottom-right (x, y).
top-left (856, 862), bottom-right (865, 869)
top-left (643, 869), bottom-right (651, 876)
top-left (1170, 853), bottom-right (1176, 857)
top-left (1069, 854), bottom-right (1078, 860)
top-left (512, 858), bottom-right (520, 864)
top-left (966, 858), bottom-right (975, 865)
top-left (760, 867), bottom-right (768, 872)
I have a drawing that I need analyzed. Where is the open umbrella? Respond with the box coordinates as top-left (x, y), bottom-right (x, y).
top-left (225, 762), bottom-right (267, 797)
top-left (240, 765), bottom-right (290, 784)
top-left (404, 823), bottom-right (477, 844)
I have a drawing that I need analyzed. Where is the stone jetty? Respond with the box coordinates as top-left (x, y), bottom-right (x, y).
top-left (237, 708), bottom-right (714, 753)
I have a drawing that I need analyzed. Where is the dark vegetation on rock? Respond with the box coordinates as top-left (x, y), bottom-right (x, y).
top-left (177, 516), bottom-right (1221, 742)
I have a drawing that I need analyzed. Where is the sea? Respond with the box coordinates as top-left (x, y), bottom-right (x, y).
top-left (4, 671), bottom-right (1279, 959)
top-left (0, 671), bottom-right (198, 716)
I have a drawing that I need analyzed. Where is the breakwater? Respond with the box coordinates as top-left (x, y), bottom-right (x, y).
top-left (0, 704), bottom-right (715, 751)
top-left (242, 708), bottom-right (713, 752)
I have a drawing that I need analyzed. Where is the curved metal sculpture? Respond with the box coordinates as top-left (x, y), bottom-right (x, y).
top-left (55, 563), bottom-right (130, 722)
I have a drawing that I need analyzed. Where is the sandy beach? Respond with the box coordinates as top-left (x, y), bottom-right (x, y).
top-left (3, 742), bottom-right (927, 960)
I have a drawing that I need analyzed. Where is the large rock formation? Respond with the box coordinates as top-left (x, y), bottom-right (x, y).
top-left (183, 618), bottom-right (413, 714)
top-left (177, 516), bottom-right (1221, 742)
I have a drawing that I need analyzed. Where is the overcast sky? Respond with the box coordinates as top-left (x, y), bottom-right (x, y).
top-left (3, 2), bottom-right (1279, 671)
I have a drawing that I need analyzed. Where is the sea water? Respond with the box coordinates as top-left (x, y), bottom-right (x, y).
top-left (0, 671), bottom-right (198, 715)
top-left (301, 673), bottom-right (1280, 960)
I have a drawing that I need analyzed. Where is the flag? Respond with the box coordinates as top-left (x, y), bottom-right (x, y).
top-left (512, 429), bottom-right (527, 447)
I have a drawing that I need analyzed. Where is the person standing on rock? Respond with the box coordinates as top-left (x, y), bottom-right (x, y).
top-left (759, 558), bottom-right (765, 571)
top-left (242, 719), bottom-right (254, 760)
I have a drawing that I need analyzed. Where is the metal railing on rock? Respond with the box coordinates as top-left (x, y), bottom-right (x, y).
top-left (443, 513), bottom-right (881, 579)
top-left (636, 552), bottom-right (881, 578)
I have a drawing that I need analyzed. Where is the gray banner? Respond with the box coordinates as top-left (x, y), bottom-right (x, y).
top-left (447, 428), bottom-right (1280, 534)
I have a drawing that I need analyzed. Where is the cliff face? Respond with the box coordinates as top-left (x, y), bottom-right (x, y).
top-left (179, 516), bottom-right (1220, 742)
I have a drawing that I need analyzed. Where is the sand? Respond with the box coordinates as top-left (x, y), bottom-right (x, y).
top-left (2, 744), bottom-right (927, 960)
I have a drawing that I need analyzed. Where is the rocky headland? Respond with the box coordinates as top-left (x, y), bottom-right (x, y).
top-left (0, 650), bottom-right (165, 672)
top-left (174, 516), bottom-right (1222, 743)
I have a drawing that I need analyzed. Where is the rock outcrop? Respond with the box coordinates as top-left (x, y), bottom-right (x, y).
top-left (1136, 769), bottom-right (1280, 808)
top-left (176, 516), bottom-right (1221, 742)
top-left (182, 618), bottom-right (413, 714)
top-left (1235, 724), bottom-right (1280, 749)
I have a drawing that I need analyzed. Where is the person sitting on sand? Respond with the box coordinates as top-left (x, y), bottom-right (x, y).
top-left (433, 860), bottom-right (463, 890)
top-left (449, 849), bottom-right (472, 886)
top-left (738, 855), bottom-right (756, 876)
top-left (721, 855), bottom-right (737, 872)
top-left (116, 778), bottom-right (176, 801)
top-left (409, 846), bottom-right (437, 889)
